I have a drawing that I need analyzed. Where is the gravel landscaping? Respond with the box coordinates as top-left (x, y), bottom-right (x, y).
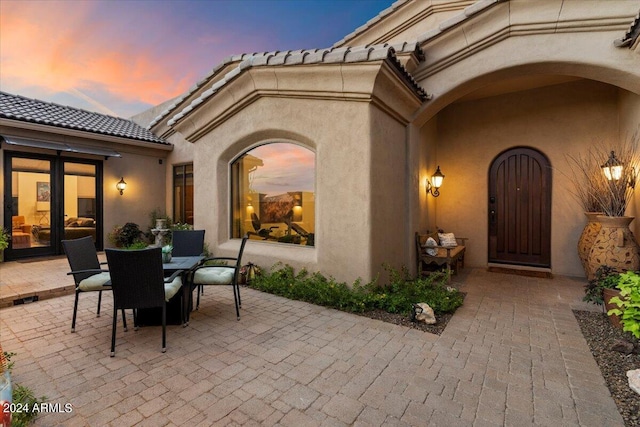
top-left (574, 310), bottom-right (640, 427)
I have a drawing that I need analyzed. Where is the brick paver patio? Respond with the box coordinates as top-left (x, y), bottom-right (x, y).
top-left (0, 257), bottom-right (624, 426)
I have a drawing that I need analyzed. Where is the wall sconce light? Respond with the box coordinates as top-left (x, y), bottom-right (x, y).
top-left (116, 177), bottom-right (127, 195)
top-left (426, 166), bottom-right (445, 197)
top-left (601, 151), bottom-right (623, 181)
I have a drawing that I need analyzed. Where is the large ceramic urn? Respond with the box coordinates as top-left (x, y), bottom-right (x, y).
top-left (587, 216), bottom-right (640, 280)
top-left (577, 212), bottom-right (602, 279)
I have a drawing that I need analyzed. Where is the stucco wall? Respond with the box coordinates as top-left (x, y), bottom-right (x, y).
top-left (103, 150), bottom-right (167, 247)
top-left (618, 89), bottom-right (640, 238)
top-left (188, 95), bottom-right (377, 284)
top-left (433, 79), bottom-right (621, 277)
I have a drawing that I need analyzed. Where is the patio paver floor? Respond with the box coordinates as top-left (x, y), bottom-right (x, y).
top-left (0, 258), bottom-right (624, 426)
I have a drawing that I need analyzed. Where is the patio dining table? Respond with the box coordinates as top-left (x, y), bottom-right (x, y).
top-left (135, 255), bottom-right (204, 326)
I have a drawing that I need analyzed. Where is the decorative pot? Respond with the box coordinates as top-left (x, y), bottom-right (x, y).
top-left (577, 212), bottom-right (603, 278)
top-left (155, 218), bottom-right (168, 230)
top-left (603, 287), bottom-right (623, 330)
top-left (587, 216), bottom-right (640, 281)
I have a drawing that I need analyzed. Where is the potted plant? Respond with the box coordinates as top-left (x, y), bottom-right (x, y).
top-left (584, 134), bottom-right (640, 277)
top-left (583, 265), bottom-right (620, 307)
top-left (607, 270), bottom-right (640, 339)
top-left (0, 228), bottom-right (9, 262)
top-left (162, 245), bottom-right (173, 263)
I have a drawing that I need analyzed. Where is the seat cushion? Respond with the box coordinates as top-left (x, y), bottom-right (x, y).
top-left (78, 272), bottom-right (111, 291)
top-left (193, 267), bottom-right (235, 285)
top-left (164, 276), bottom-right (183, 302)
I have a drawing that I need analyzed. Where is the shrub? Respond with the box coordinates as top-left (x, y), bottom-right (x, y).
top-left (108, 222), bottom-right (143, 247)
top-left (583, 265), bottom-right (620, 306)
top-left (607, 270), bottom-right (640, 339)
top-left (2, 351), bottom-right (46, 427)
top-left (249, 263), bottom-right (464, 316)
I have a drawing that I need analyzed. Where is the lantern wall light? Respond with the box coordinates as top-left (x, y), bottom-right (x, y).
top-left (601, 151), bottom-right (636, 188)
top-left (426, 166), bottom-right (445, 197)
top-left (116, 177), bottom-right (127, 195)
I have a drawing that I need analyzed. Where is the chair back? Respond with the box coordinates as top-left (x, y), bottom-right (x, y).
top-left (105, 247), bottom-right (166, 310)
top-left (172, 230), bottom-right (205, 257)
top-left (232, 235), bottom-right (249, 281)
top-left (62, 236), bottom-right (101, 285)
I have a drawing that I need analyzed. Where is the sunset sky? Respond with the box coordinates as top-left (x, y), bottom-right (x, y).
top-left (0, 0), bottom-right (391, 118)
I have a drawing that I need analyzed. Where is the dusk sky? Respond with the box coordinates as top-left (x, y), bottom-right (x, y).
top-left (0, 0), bottom-right (392, 119)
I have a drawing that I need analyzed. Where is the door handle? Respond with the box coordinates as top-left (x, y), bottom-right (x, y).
top-left (490, 210), bottom-right (496, 224)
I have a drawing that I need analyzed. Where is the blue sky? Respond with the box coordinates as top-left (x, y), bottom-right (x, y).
top-left (0, 0), bottom-right (392, 118)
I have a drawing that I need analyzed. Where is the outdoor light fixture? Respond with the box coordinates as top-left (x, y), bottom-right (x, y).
top-left (602, 151), bottom-right (623, 181)
top-left (426, 166), bottom-right (445, 197)
top-left (116, 177), bottom-right (127, 195)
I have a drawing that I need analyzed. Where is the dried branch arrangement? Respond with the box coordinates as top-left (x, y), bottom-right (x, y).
top-left (565, 131), bottom-right (638, 217)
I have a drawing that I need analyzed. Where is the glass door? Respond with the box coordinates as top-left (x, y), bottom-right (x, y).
top-left (63, 161), bottom-right (98, 248)
top-left (3, 153), bottom-right (102, 260)
top-left (4, 155), bottom-right (55, 258)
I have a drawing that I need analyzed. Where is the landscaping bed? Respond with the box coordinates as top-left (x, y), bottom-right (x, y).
top-left (573, 310), bottom-right (640, 427)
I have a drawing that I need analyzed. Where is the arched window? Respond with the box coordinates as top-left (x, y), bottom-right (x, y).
top-left (231, 143), bottom-right (315, 246)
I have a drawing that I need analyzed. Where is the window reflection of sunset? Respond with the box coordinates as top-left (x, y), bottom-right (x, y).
top-left (249, 144), bottom-right (314, 197)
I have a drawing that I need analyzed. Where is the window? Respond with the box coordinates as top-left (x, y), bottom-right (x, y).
top-left (231, 143), bottom-right (315, 246)
top-left (173, 164), bottom-right (194, 225)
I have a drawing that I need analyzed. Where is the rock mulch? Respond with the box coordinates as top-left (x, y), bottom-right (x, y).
top-left (574, 310), bottom-right (640, 427)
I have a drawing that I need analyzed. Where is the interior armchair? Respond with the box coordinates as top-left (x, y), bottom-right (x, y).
top-left (12, 216), bottom-right (31, 233)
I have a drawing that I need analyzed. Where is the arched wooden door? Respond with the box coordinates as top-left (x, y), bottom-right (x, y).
top-left (488, 147), bottom-right (551, 267)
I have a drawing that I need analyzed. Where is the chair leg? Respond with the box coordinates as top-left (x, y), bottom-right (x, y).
top-left (97, 290), bottom-right (103, 317)
top-left (237, 283), bottom-right (242, 309)
top-left (122, 309), bottom-right (128, 332)
top-left (232, 283), bottom-right (240, 321)
top-left (71, 290), bottom-right (80, 332)
top-left (133, 309), bottom-right (138, 331)
top-left (110, 307), bottom-right (117, 357)
top-left (196, 284), bottom-right (201, 310)
top-left (161, 304), bottom-right (167, 353)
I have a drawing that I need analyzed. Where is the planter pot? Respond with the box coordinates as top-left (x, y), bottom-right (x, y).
top-left (155, 219), bottom-right (168, 230)
top-left (603, 287), bottom-right (623, 330)
top-left (586, 216), bottom-right (640, 281)
top-left (577, 212), bottom-right (603, 278)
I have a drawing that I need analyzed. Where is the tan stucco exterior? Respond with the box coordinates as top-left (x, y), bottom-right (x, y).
top-left (0, 123), bottom-right (170, 254)
top-left (146, 0), bottom-right (640, 283)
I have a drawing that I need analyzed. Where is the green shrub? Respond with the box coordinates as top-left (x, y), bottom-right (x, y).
top-left (250, 263), bottom-right (464, 316)
top-left (607, 270), bottom-right (640, 339)
top-left (583, 265), bottom-right (619, 306)
top-left (108, 222), bottom-right (143, 247)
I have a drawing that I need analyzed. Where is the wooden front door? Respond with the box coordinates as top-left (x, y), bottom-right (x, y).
top-left (488, 147), bottom-right (551, 267)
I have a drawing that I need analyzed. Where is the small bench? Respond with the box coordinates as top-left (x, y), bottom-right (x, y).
top-left (415, 231), bottom-right (467, 276)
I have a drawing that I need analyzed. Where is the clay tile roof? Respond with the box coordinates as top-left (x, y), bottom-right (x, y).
top-left (0, 92), bottom-right (167, 144)
top-left (615, 9), bottom-right (640, 48)
top-left (164, 43), bottom-right (428, 127)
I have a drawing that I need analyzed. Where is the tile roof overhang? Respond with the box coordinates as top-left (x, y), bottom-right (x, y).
top-left (160, 43), bottom-right (428, 130)
top-left (0, 92), bottom-right (170, 149)
top-left (614, 9), bottom-right (640, 48)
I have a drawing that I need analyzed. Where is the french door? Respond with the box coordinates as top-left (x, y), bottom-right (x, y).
top-left (3, 152), bottom-right (103, 260)
top-left (488, 147), bottom-right (551, 267)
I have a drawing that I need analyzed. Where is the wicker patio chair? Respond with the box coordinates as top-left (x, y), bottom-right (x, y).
top-left (62, 236), bottom-right (125, 332)
top-left (191, 235), bottom-right (249, 320)
top-left (105, 247), bottom-right (183, 356)
top-left (171, 229), bottom-right (206, 257)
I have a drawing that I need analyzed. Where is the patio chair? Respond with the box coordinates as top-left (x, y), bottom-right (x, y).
top-left (62, 236), bottom-right (125, 333)
top-left (105, 247), bottom-right (183, 356)
top-left (171, 229), bottom-right (205, 257)
top-left (191, 235), bottom-right (249, 320)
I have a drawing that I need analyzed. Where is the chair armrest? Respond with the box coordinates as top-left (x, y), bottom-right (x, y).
top-left (199, 256), bottom-right (237, 267)
top-left (67, 268), bottom-right (108, 276)
top-left (99, 261), bottom-right (108, 265)
top-left (455, 238), bottom-right (468, 246)
top-left (164, 269), bottom-right (184, 283)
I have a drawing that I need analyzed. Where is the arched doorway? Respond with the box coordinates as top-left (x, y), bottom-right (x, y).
top-left (488, 147), bottom-right (551, 268)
